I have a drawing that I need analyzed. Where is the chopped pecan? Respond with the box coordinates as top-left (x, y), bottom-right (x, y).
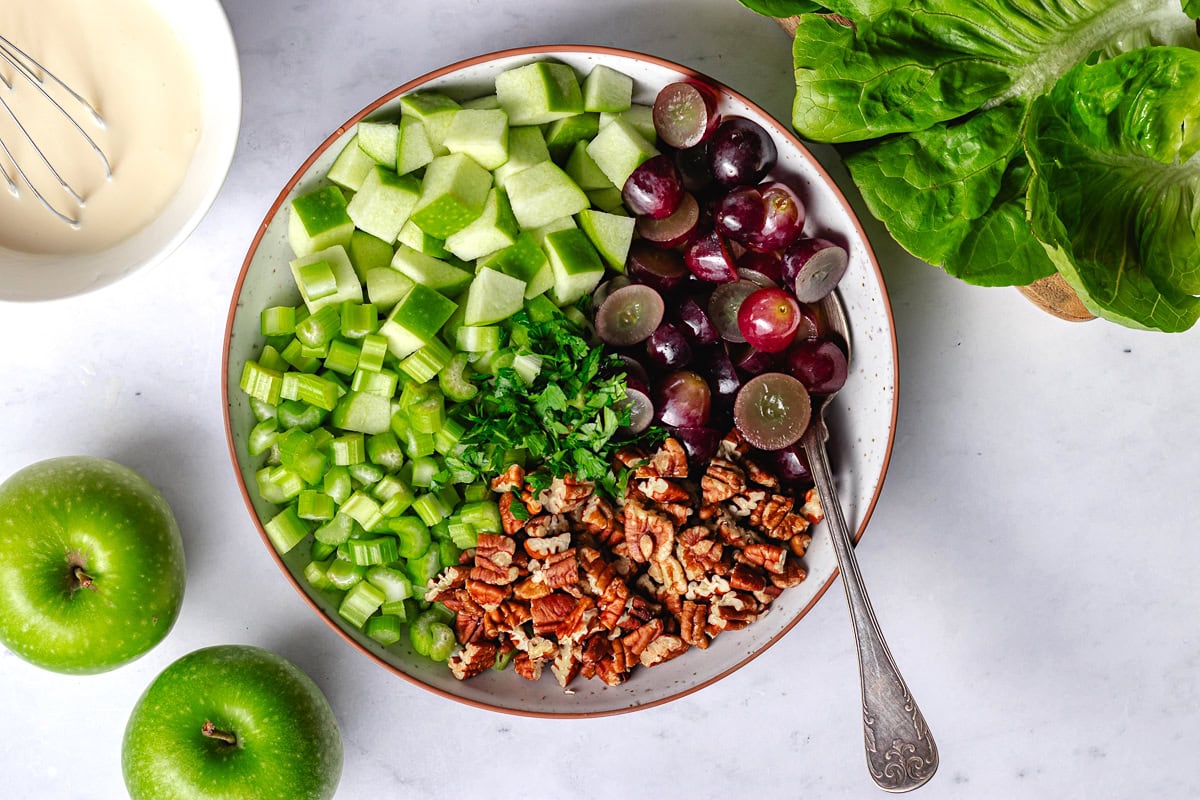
top-left (471, 533), bottom-right (520, 586)
top-left (448, 642), bottom-right (498, 680)
top-left (729, 562), bottom-right (769, 594)
top-left (551, 641), bottom-right (582, 687)
top-left (766, 512), bottom-right (810, 542)
top-left (685, 575), bottom-right (731, 601)
top-left (524, 513), bottom-right (569, 539)
top-left (424, 565), bottom-right (468, 603)
top-left (800, 487), bottom-right (824, 525)
top-left (530, 592), bottom-right (578, 636)
top-left (454, 613), bottom-right (486, 644)
top-left (707, 591), bottom-right (762, 632)
top-left (657, 501), bottom-right (693, 527)
top-left (513, 651), bottom-right (541, 681)
top-left (769, 558), bottom-right (808, 590)
top-left (715, 427), bottom-right (750, 460)
top-left (740, 542), bottom-right (788, 576)
top-left (558, 595), bottom-right (597, 643)
top-left (534, 549), bottom-right (579, 592)
top-left (491, 464), bottom-right (526, 494)
top-left (577, 546), bottom-right (616, 596)
top-left (523, 531), bottom-right (572, 559)
top-left (679, 600), bottom-right (710, 650)
top-left (751, 492), bottom-right (794, 533)
top-left (498, 491), bottom-right (526, 536)
top-left (623, 498), bottom-right (675, 564)
top-left (788, 531), bottom-right (813, 558)
top-left (486, 598), bottom-right (532, 635)
top-left (638, 634), bottom-right (689, 667)
top-left (701, 458), bottom-right (745, 504)
top-left (742, 457), bottom-right (780, 489)
top-left (593, 637), bottom-right (632, 686)
top-left (636, 475), bottom-right (690, 504)
top-left (728, 489), bottom-right (766, 518)
top-left (513, 574), bottom-right (552, 601)
top-left (574, 494), bottom-right (619, 539)
top-left (714, 513), bottom-right (757, 548)
top-left (676, 525), bottom-right (725, 581)
top-left (465, 578), bottom-right (510, 610)
top-left (538, 475), bottom-right (594, 514)
top-left (634, 437), bottom-right (689, 479)
top-left (650, 554), bottom-right (688, 597)
top-left (622, 617), bottom-right (664, 659)
top-left (596, 574), bottom-right (630, 631)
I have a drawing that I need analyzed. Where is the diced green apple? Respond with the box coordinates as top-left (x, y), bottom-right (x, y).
top-left (495, 61), bottom-right (584, 125)
top-left (357, 121), bottom-right (400, 167)
top-left (479, 232), bottom-right (553, 298)
top-left (288, 186), bottom-right (355, 258)
top-left (390, 245), bottom-right (474, 294)
top-left (545, 113), bottom-right (599, 163)
top-left (378, 283), bottom-right (458, 359)
top-left (586, 116), bottom-right (659, 189)
top-left (346, 166), bottom-right (421, 243)
top-left (398, 92), bottom-right (462, 156)
top-left (364, 267), bottom-right (416, 311)
top-left (397, 116), bottom-right (435, 176)
top-left (583, 65), bottom-right (634, 113)
top-left (600, 104), bottom-right (657, 144)
top-left (347, 230), bottom-right (395, 282)
top-left (443, 108), bottom-right (510, 171)
top-left (504, 160), bottom-right (589, 230)
top-left (492, 126), bottom-right (551, 189)
top-left (444, 187), bottom-right (519, 261)
top-left (409, 153), bottom-right (493, 238)
top-left (290, 245), bottom-right (363, 312)
top-left (327, 134), bottom-right (375, 192)
top-left (565, 140), bottom-right (616, 191)
top-left (463, 267), bottom-right (527, 326)
top-left (543, 228), bottom-right (605, 306)
top-left (577, 208), bottom-right (635, 271)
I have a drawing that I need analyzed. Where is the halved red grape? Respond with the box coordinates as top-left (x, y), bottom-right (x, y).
top-left (730, 343), bottom-right (778, 376)
top-left (622, 155), bottom-right (683, 219)
top-left (655, 370), bottom-right (712, 428)
top-left (737, 250), bottom-right (783, 286)
top-left (708, 278), bottom-right (761, 342)
top-left (741, 181), bottom-right (805, 253)
top-left (627, 240), bottom-right (689, 292)
top-left (705, 343), bottom-right (742, 399)
top-left (614, 353), bottom-right (650, 394)
top-left (618, 387), bottom-right (655, 434)
top-left (645, 322), bottom-right (693, 368)
top-left (671, 425), bottom-right (721, 465)
top-left (684, 229), bottom-right (738, 283)
top-left (708, 117), bottom-right (777, 187)
top-left (595, 284), bottom-right (665, 346)
top-left (733, 372), bottom-right (812, 450)
top-left (761, 442), bottom-right (812, 484)
top-left (591, 274), bottom-right (632, 309)
top-left (675, 144), bottom-right (713, 194)
top-left (675, 293), bottom-right (720, 345)
top-left (782, 238), bottom-right (849, 303)
top-left (713, 185), bottom-right (765, 242)
top-left (737, 287), bottom-right (802, 353)
top-left (636, 191), bottom-right (700, 249)
top-left (784, 338), bottom-right (848, 395)
top-left (653, 81), bottom-right (721, 149)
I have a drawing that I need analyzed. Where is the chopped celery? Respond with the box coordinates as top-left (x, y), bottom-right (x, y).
top-left (347, 535), bottom-right (399, 566)
top-left (367, 431), bottom-right (405, 471)
top-left (390, 516), bottom-right (432, 558)
top-left (323, 339), bottom-right (361, 375)
top-left (331, 432), bottom-right (366, 466)
top-left (406, 392), bottom-right (445, 435)
top-left (379, 481), bottom-right (416, 517)
top-left (250, 397), bottom-right (278, 422)
top-left (281, 338), bottom-right (321, 373)
top-left (297, 259), bottom-right (339, 300)
top-left (409, 456), bottom-right (439, 488)
top-left (303, 556), bottom-right (335, 590)
top-left (240, 361), bottom-right (284, 405)
top-left (295, 305), bottom-right (341, 348)
top-left (357, 333), bottom-right (389, 372)
top-left (297, 489), bottom-right (336, 521)
top-left (339, 580), bottom-right (386, 628)
top-left (264, 506), bottom-right (311, 554)
top-left (366, 565), bottom-right (413, 602)
top-left (365, 614), bottom-right (403, 645)
top-left (455, 324), bottom-right (501, 352)
top-left (512, 352), bottom-right (543, 384)
top-left (351, 367), bottom-right (398, 397)
top-left (281, 372), bottom-right (341, 411)
top-left (463, 481), bottom-right (491, 503)
top-left (433, 417), bottom-right (466, 455)
top-left (323, 465), bottom-right (353, 504)
top-left (277, 399), bottom-right (327, 431)
top-left (438, 539), bottom-right (463, 570)
top-left (410, 609), bottom-right (456, 660)
top-left (310, 538), bottom-right (337, 562)
top-left (447, 519), bottom-right (477, 549)
top-left (326, 558), bottom-right (367, 590)
top-left (258, 344), bottom-right (288, 373)
top-left (398, 338), bottom-right (452, 384)
top-left (340, 301), bottom-right (378, 339)
top-left (460, 499), bottom-right (501, 533)
top-left (314, 512), bottom-right (357, 546)
top-left (264, 465), bottom-right (305, 502)
top-left (382, 597), bottom-right (417, 620)
top-left (413, 492), bottom-right (453, 526)
top-left (438, 353), bottom-right (477, 402)
top-left (261, 306), bottom-right (297, 337)
top-left (331, 390), bottom-right (392, 434)
top-left (348, 462), bottom-right (384, 485)
top-left (248, 417), bottom-right (280, 456)
top-left (341, 490), bottom-right (384, 531)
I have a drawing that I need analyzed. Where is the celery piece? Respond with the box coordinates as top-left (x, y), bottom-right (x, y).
top-left (358, 334), bottom-right (389, 372)
top-left (258, 345), bottom-right (288, 374)
top-left (405, 547), bottom-right (442, 593)
top-left (367, 431), bottom-right (405, 472)
top-left (277, 427), bottom-right (315, 463)
top-left (365, 614), bottom-right (404, 646)
top-left (390, 516), bottom-right (432, 559)
top-left (311, 538), bottom-right (337, 562)
top-left (438, 540), bottom-right (462, 572)
top-left (341, 490), bottom-right (384, 532)
top-left (303, 556), bottom-right (335, 590)
top-left (401, 427), bottom-right (436, 460)
top-left (434, 417), bottom-right (466, 455)
top-left (351, 367), bottom-right (398, 398)
top-left (382, 597), bottom-right (417, 620)
top-left (299, 341), bottom-right (329, 359)
top-left (460, 500), bottom-right (502, 534)
top-left (340, 301), bottom-right (379, 339)
top-left (398, 338), bottom-right (452, 385)
top-left (409, 456), bottom-right (439, 488)
top-left (276, 399), bottom-right (326, 432)
top-left (339, 579), bottom-right (386, 628)
top-left (512, 353), bottom-right (543, 385)
top-left (406, 393), bottom-right (445, 436)
top-left (265, 465), bottom-right (306, 501)
top-left (311, 426), bottom-right (334, 453)
top-left (373, 474), bottom-right (410, 502)
top-left (264, 506), bottom-right (312, 554)
top-left (326, 559), bottom-right (366, 591)
top-left (348, 462), bottom-right (384, 486)
top-left (323, 340), bottom-right (361, 376)
top-left (366, 566), bottom-right (413, 603)
top-left (410, 610), bottom-right (457, 661)
top-left (447, 519), bottom-right (477, 549)
top-left (330, 432), bottom-right (366, 466)
top-left (297, 259), bottom-right (338, 301)
top-left (323, 465), bottom-right (353, 505)
top-left (297, 490), bottom-right (336, 521)
top-left (250, 397), bottom-right (278, 422)
top-left (248, 417), bottom-right (280, 456)
top-left (314, 512), bottom-right (357, 546)
top-left (295, 304), bottom-right (342, 349)
top-left (454, 325), bottom-right (502, 353)
top-left (347, 535), bottom-right (399, 566)
top-left (463, 482), bottom-right (490, 503)
top-left (281, 372), bottom-right (341, 412)
top-left (438, 353), bottom-right (477, 403)
top-left (492, 648), bottom-right (514, 672)
top-left (412, 492), bottom-right (452, 526)
top-left (261, 306), bottom-right (297, 337)
top-left (255, 467), bottom-right (290, 505)
top-left (240, 360), bottom-right (284, 405)
top-left (378, 481), bottom-right (416, 517)
top-left (280, 338), bottom-right (321, 373)
top-left (331, 390), bottom-right (393, 435)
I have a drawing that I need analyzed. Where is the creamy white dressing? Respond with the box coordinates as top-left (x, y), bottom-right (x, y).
top-left (0, 0), bottom-right (202, 255)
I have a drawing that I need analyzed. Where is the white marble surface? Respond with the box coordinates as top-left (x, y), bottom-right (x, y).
top-left (2, 1), bottom-right (1199, 798)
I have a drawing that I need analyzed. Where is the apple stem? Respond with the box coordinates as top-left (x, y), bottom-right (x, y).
top-left (201, 720), bottom-right (238, 747)
top-left (71, 565), bottom-right (95, 591)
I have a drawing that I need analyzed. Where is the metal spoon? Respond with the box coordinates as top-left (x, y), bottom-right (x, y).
top-left (803, 292), bottom-right (938, 792)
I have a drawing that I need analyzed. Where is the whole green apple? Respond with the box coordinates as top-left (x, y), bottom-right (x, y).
top-left (122, 644), bottom-right (344, 800)
top-left (0, 455), bottom-right (186, 674)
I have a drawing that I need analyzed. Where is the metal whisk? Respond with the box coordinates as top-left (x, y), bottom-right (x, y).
top-left (0, 33), bottom-right (111, 227)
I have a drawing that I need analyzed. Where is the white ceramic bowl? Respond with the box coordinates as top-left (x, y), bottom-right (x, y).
top-left (223, 45), bottom-right (898, 717)
top-left (0, 0), bottom-right (241, 302)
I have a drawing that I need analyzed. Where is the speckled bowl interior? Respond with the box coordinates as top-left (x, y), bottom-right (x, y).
top-left (223, 45), bottom-right (898, 717)
top-left (0, 0), bottom-right (241, 302)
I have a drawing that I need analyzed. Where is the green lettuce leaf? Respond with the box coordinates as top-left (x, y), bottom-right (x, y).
top-left (1025, 46), bottom-right (1200, 332)
top-left (788, 0), bottom-right (1199, 298)
top-left (737, 0), bottom-right (827, 15)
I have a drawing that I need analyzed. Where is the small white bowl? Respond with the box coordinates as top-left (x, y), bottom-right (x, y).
top-left (0, 0), bottom-right (241, 302)
top-left (224, 46), bottom-right (898, 717)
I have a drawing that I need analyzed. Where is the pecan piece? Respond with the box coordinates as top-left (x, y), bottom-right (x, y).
top-left (622, 617), bottom-right (664, 659)
top-left (448, 642), bottom-right (498, 680)
top-left (707, 591), bottom-right (762, 632)
top-left (742, 457), bottom-right (780, 489)
top-left (623, 498), bottom-right (675, 564)
top-left (490, 464), bottom-right (526, 493)
top-left (530, 592), bottom-right (578, 636)
top-left (498, 491), bottom-right (526, 536)
top-left (728, 562), bottom-right (770, 594)
top-left (593, 638), bottom-right (632, 686)
top-left (538, 475), bottom-right (594, 514)
top-left (800, 487), bottom-right (824, 525)
top-left (751, 493), bottom-right (794, 533)
top-left (740, 542), bottom-right (788, 576)
top-left (471, 533), bottom-right (520, 586)
top-left (466, 578), bottom-right (510, 610)
top-left (634, 437), bottom-right (689, 479)
top-left (534, 548), bottom-right (579, 592)
top-left (769, 558), bottom-right (808, 589)
top-left (558, 595), bottom-right (597, 643)
top-left (551, 641), bottom-right (583, 687)
top-left (639, 634), bottom-right (689, 667)
top-left (676, 525), bottom-right (724, 581)
top-left (596, 574), bottom-right (630, 631)
top-left (523, 531), bottom-right (572, 559)
top-left (701, 458), bottom-right (745, 504)
top-left (636, 475), bottom-right (690, 504)
top-left (574, 494), bottom-right (619, 539)
top-left (512, 574), bottom-right (552, 601)
top-left (788, 531), bottom-right (813, 558)
top-left (679, 600), bottom-right (710, 650)
top-left (454, 613), bottom-right (486, 645)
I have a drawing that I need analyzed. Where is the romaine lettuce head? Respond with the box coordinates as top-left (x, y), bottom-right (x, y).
top-left (1025, 46), bottom-right (1200, 332)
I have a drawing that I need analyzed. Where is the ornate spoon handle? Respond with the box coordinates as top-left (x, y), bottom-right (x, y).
top-left (803, 428), bottom-right (938, 792)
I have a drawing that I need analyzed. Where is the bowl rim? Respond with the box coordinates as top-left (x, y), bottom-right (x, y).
top-left (222, 43), bottom-right (899, 718)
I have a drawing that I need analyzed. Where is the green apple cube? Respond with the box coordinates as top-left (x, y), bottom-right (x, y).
top-left (493, 125), bottom-right (551, 188)
top-left (444, 187), bottom-right (520, 261)
top-left (587, 186), bottom-right (626, 212)
top-left (288, 186), bottom-right (354, 258)
top-left (543, 228), bottom-right (605, 306)
top-left (545, 112), bottom-right (600, 163)
top-left (504, 160), bottom-right (589, 229)
top-left (290, 245), bottom-right (363, 312)
top-left (347, 230), bottom-right (395, 282)
top-left (566, 139), bottom-right (616, 191)
top-left (577, 208), bottom-right (635, 271)
top-left (600, 104), bottom-right (658, 144)
top-left (443, 108), bottom-right (510, 170)
top-left (379, 283), bottom-right (458, 359)
top-left (327, 134), bottom-right (375, 192)
top-left (365, 267), bottom-right (416, 311)
top-left (583, 65), bottom-right (634, 112)
top-left (397, 220), bottom-right (450, 258)
top-left (528, 215), bottom-right (576, 246)
top-left (410, 153), bottom-right (493, 238)
top-left (464, 267), bottom-right (527, 325)
top-left (397, 116), bottom-right (435, 176)
top-left (462, 94), bottom-right (501, 110)
top-left (399, 91), bottom-right (461, 156)
top-left (495, 61), bottom-right (584, 125)
top-left (390, 244), bottom-right (474, 294)
top-left (346, 166), bottom-right (421, 243)
top-left (357, 120), bottom-right (400, 166)
top-left (480, 231), bottom-right (553, 298)
top-left (586, 116), bottom-right (660, 189)
top-left (332, 390), bottom-right (393, 434)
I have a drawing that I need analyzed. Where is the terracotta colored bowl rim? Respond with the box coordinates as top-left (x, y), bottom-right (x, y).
top-left (222, 44), bottom-right (900, 718)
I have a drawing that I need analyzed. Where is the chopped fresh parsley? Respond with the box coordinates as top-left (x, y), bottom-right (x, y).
top-left (443, 309), bottom-right (659, 498)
